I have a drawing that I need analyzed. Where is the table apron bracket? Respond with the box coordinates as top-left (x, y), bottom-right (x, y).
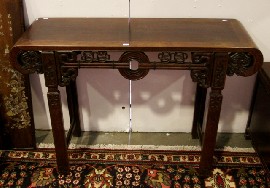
top-left (55, 51), bottom-right (214, 83)
top-left (14, 50), bottom-right (258, 87)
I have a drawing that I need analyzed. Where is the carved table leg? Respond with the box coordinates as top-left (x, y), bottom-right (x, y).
top-left (192, 84), bottom-right (207, 139)
top-left (42, 52), bottom-right (69, 174)
top-left (199, 53), bottom-right (228, 177)
top-left (47, 89), bottom-right (69, 174)
top-left (199, 89), bottom-right (223, 176)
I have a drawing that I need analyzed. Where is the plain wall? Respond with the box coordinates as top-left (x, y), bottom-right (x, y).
top-left (23, 0), bottom-right (270, 132)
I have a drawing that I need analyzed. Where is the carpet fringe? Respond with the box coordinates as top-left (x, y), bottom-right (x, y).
top-left (36, 143), bottom-right (255, 153)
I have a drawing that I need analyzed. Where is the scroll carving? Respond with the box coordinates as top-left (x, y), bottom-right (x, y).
top-left (190, 53), bottom-right (213, 88)
top-left (56, 51), bottom-right (111, 85)
top-left (56, 52), bottom-right (78, 86)
top-left (227, 53), bottom-right (253, 76)
top-left (60, 68), bottom-right (78, 86)
top-left (80, 51), bottom-right (110, 63)
top-left (58, 51), bottom-right (111, 64)
top-left (18, 51), bottom-right (43, 73)
top-left (158, 52), bottom-right (188, 63)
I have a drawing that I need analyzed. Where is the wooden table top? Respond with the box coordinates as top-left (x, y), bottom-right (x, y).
top-left (13, 18), bottom-right (260, 51)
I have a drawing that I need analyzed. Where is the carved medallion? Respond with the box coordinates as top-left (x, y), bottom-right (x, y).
top-left (227, 53), bottom-right (253, 76)
top-left (18, 51), bottom-right (43, 73)
top-left (118, 52), bottom-right (150, 81)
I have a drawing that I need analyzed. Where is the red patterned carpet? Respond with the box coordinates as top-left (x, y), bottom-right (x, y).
top-left (0, 149), bottom-right (269, 187)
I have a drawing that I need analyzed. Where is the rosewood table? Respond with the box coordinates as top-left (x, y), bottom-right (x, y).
top-left (10, 18), bottom-right (263, 176)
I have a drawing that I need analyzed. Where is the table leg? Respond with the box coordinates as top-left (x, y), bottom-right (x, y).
top-left (192, 84), bottom-right (207, 139)
top-left (66, 80), bottom-right (81, 140)
top-left (245, 75), bottom-right (259, 140)
top-left (47, 88), bottom-right (69, 174)
top-left (42, 52), bottom-right (69, 174)
top-left (198, 52), bottom-right (228, 177)
top-left (199, 89), bottom-right (223, 176)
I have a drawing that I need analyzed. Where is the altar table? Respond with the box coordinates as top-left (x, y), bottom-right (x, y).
top-left (10, 18), bottom-right (263, 176)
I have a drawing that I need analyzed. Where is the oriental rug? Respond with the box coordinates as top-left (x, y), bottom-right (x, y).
top-left (0, 148), bottom-right (269, 187)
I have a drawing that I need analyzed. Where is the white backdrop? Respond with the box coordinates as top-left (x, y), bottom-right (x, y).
top-left (24, 0), bottom-right (270, 132)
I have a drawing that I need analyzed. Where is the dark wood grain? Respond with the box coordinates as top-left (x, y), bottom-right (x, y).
top-left (13, 18), bottom-right (258, 50)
